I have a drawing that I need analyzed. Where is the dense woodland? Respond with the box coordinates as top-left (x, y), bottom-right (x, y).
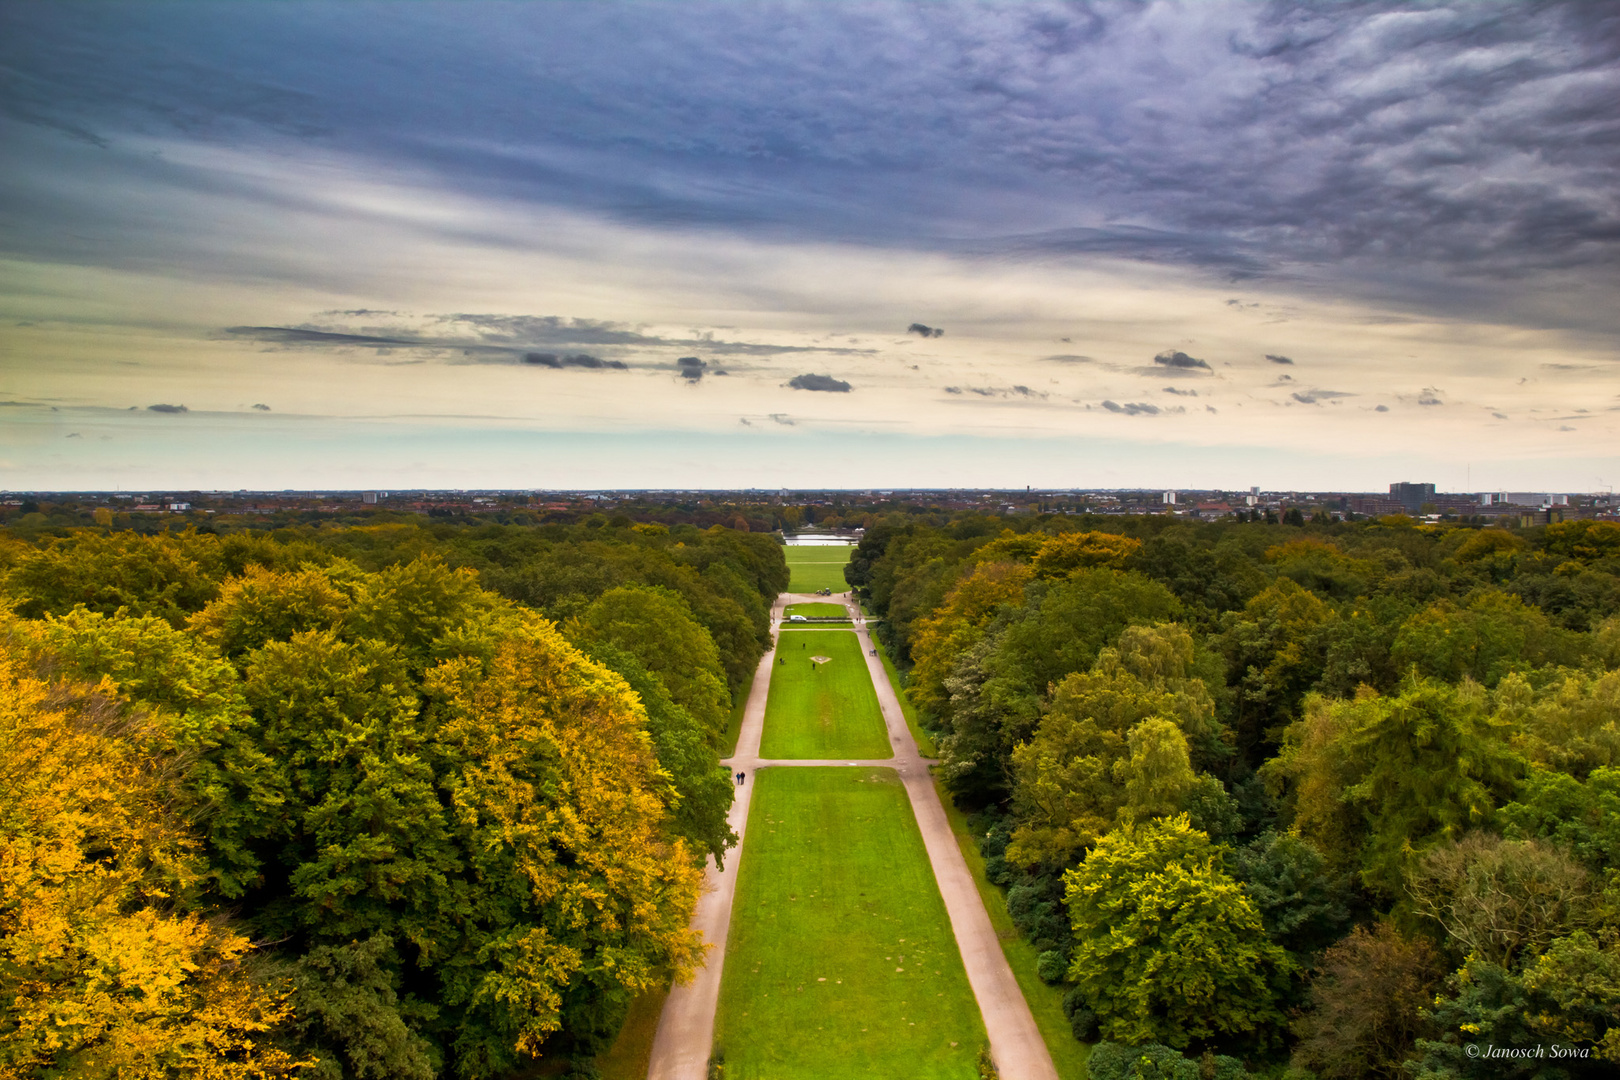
top-left (0, 520), bottom-right (785, 1078)
top-left (4, 509), bottom-right (1620, 1078)
top-left (849, 513), bottom-right (1620, 1078)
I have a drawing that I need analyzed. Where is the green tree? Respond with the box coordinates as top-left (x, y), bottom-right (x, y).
top-left (1409, 952), bottom-right (1618, 1078)
top-left (285, 935), bottom-right (438, 1080)
top-left (1228, 831), bottom-right (1354, 959)
top-left (6, 529), bottom-right (225, 626)
top-left (1063, 816), bottom-right (1293, 1050)
top-left (570, 584), bottom-right (730, 740)
top-left (937, 571), bottom-right (1182, 804)
top-left (1520, 930), bottom-right (1620, 1063)
top-left (1497, 671), bottom-right (1620, 780)
top-left (1264, 679), bottom-right (1523, 892)
top-left (1498, 766), bottom-right (1620, 872)
top-left (1007, 626), bottom-right (1220, 867)
top-left (190, 561), bottom-right (360, 659)
top-left (1391, 589), bottom-right (1576, 687)
top-left (1216, 580), bottom-right (1335, 766)
top-left (579, 642), bottom-right (737, 865)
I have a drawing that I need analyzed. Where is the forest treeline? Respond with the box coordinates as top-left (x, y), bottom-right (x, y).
top-left (847, 513), bottom-right (1620, 1078)
top-left (0, 520), bottom-right (786, 1078)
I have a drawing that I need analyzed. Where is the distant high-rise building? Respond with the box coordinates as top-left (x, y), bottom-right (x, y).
top-left (1163, 491), bottom-right (1177, 505)
top-left (1390, 481), bottom-right (1435, 512)
top-left (363, 491), bottom-right (379, 505)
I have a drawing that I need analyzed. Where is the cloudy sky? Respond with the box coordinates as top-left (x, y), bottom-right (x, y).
top-left (2, 1), bottom-right (1617, 491)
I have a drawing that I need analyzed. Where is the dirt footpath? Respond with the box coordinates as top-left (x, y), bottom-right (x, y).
top-left (646, 591), bottom-right (1058, 1080)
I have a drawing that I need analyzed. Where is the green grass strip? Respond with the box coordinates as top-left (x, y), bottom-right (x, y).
top-left (784, 601), bottom-right (849, 618)
top-left (783, 544), bottom-right (854, 593)
top-left (595, 986), bottom-right (668, 1080)
top-left (938, 781), bottom-right (1092, 1079)
top-left (723, 663), bottom-right (758, 758)
top-left (761, 630), bottom-right (891, 759)
top-left (715, 767), bottom-right (987, 1079)
top-left (868, 629), bottom-right (937, 758)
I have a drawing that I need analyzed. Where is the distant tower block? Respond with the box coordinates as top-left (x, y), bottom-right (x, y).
top-left (1163, 491), bottom-right (1177, 505)
top-left (1389, 481), bottom-right (1435, 513)
top-left (363, 492), bottom-right (379, 505)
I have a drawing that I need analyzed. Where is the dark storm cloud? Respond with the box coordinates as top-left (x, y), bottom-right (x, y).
top-left (942, 385), bottom-right (1047, 400)
top-left (788, 374), bottom-right (852, 393)
top-left (523, 352), bottom-right (627, 370)
top-left (3, 2), bottom-right (1618, 328)
top-left (907, 323), bottom-right (944, 338)
top-left (1101, 400), bottom-right (1160, 416)
top-left (225, 317), bottom-right (871, 363)
top-left (147, 403), bottom-right (188, 413)
top-left (1154, 350), bottom-right (1211, 372)
top-left (1163, 387), bottom-right (1198, 397)
top-left (1267, 354), bottom-right (1295, 365)
top-left (1042, 354), bottom-right (1096, 364)
top-left (677, 356), bottom-right (707, 381)
top-left (1292, 389), bottom-right (1354, 404)
top-left (251, 403), bottom-right (271, 410)
top-left (227, 326), bottom-right (421, 348)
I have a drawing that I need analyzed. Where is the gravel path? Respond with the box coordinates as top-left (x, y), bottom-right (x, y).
top-left (647, 592), bottom-right (1059, 1080)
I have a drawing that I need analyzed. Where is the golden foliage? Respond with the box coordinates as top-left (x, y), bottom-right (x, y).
top-left (907, 560), bottom-right (1033, 715)
top-left (425, 618), bottom-right (704, 1051)
top-left (0, 649), bottom-right (302, 1078)
top-left (1031, 531), bottom-right (1141, 577)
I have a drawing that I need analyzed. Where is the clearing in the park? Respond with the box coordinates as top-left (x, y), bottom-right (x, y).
top-left (761, 630), bottom-right (891, 759)
top-left (713, 767), bottom-right (987, 1079)
top-left (784, 544), bottom-right (854, 593)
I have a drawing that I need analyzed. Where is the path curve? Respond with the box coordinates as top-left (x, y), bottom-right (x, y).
top-left (647, 592), bottom-right (1059, 1080)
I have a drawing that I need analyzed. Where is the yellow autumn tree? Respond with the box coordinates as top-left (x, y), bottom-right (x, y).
top-left (421, 617), bottom-right (705, 1066)
top-left (1031, 530), bottom-right (1141, 577)
top-left (907, 560), bottom-right (1033, 715)
top-left (0, 645), bottom-right (302, 1079)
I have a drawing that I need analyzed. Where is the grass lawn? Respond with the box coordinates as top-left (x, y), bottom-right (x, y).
top-left (714, 768), bottom-right (987, 1079)
top-left (594, 985), bottom-right (668, 1080)
top-left (761, 630), bottom-right (891, 759)
top-left (785, 601), bottom-right (850, 619)
top-left (723, 664), bottom-right (758, 758)
top-left (784, 544), bottom-right (854, 593)
top-left (869, 630), bottom-right (936, 758)
top-left (938, 783), bottom-right (1091, 1080)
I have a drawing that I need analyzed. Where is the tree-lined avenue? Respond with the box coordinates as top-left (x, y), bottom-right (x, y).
top-left (647, 591), bottom-right (1059, 1079)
